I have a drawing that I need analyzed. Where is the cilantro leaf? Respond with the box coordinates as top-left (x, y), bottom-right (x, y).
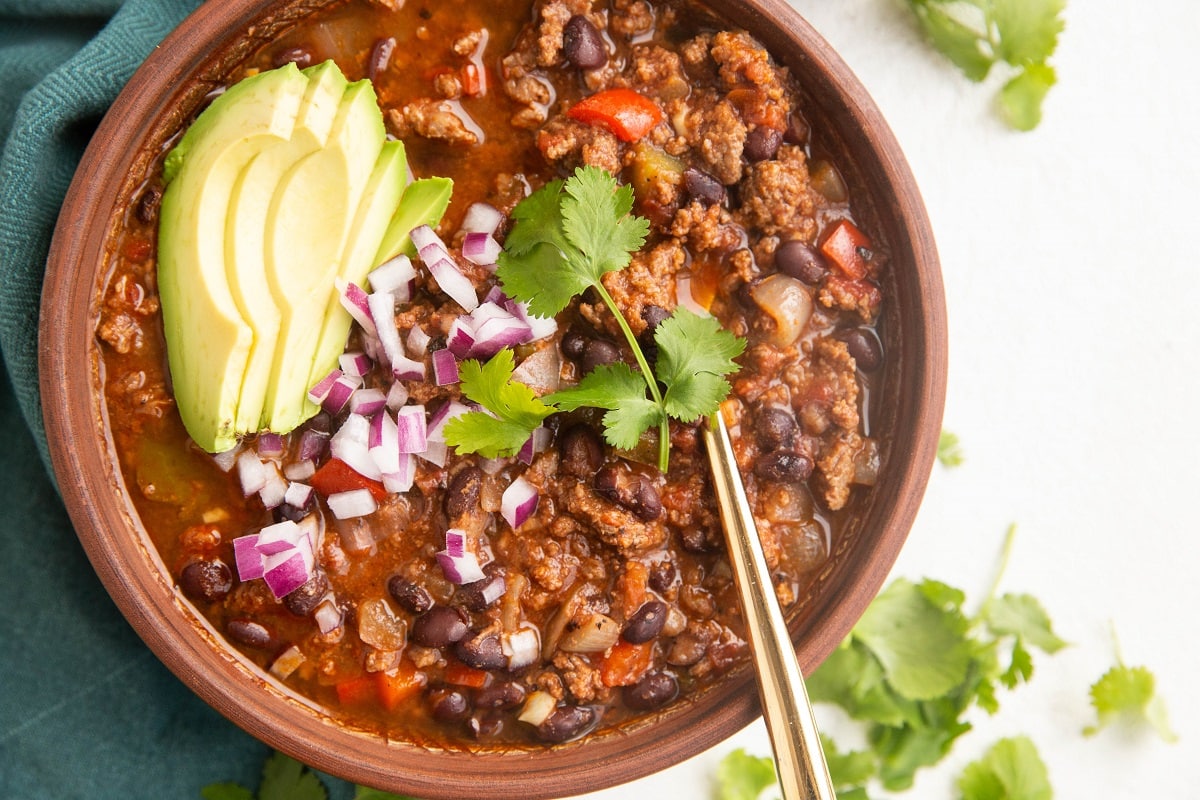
top-left (200, 785), bottom-right (255, 800)
top-left (445, 350), bottom-right (554, 458)
top-left (714, 749), bottom-right (778, 800)
top-left (999, 64), bottom-right (1056, 132)
top-left (909, 1), bottom-right (993, 81)
top-left (546, 364), bottom-right (664, 450)
top-left (957, 736), bottom-right (1052, 800)
top-left (982, 593), bottom-right (1067, 655)
top-left (990, 0), bottom-right (1066, 66)
top-left (258, 753), bottom-right (326, 800)
top-left (560, 165), bottom-right (648, 278)
top-left (654, 308), bottom-right (745, 422)
top-left (1084, 663), bottom-right (1178, 742)
top-left (938, 429), bottom-right (965, 467)
top-left (820, 733), bottom-right (876, 791)
top-left (853, 578), bottom-right (973, 701)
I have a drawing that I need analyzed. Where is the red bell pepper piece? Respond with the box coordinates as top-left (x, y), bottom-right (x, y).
top-left (567, 88), bottom-right (663, 142)
top-left (819, 218), bottom-right (873, 280)
top-left (309, 458), bottom-right (388, 503)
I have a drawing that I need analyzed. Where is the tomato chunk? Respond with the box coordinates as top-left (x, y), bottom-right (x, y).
top-left (819, 218), bottom-right (873, 280)
top-left (376, 663), bottom-right (427, 711)
top-left (335, 674), bottom-right (377, 706)
top-left (600, 640), bottom-right (655, 687)
top-left (444, 662), bottom-right (491, 689)
top-left (310, 458), bottom-right (388, 502)
top-left (567, 88), bottom-right (663, 142)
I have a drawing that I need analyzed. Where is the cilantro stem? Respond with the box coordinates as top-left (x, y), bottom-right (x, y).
top-left (592, 281), bottom-right (671, 472)
top-left (981, 522), bottom-right (1018, 609)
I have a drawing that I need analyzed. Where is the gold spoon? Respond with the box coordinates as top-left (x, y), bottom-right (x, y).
top-left (703, 411), bottom-right (837, 800)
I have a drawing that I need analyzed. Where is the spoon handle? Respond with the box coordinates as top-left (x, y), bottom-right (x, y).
top-left (703, 412), bottom-right (837, 800)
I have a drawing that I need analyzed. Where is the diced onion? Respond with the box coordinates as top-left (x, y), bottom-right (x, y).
top-left (501, 475), bottom-right (539, 529)
top-left (283, 458), bottom-right (316, 482)
top-left (314, 598), bottom-right (345, 635)
top-left (284, 481), bottom-right (314, 509)
top-left (675, 272), bottom-right (711, 317)
top-left (257, 462), bottom-right (288, 509)
top-left (446, 318), bottom-right (476, 358)
top-left (307, 368), bottom-right (343, 405)
top-left (462, 231), bottom-right (502, 266)
top-left (233, 535), bottom-right (265, 581)
top-left (749, 274), bottom-right (814, 348)
top-left (254, 519), bottom-right (304, 556)
top-left (396, 405), bottom-right (428, 454)
top-left (257, 432), bottom-right (284, 457)
top-left (349, 387), bottom-right (387, 416)
top-left (406, 324), bottom-right (431, 357)
top-left (428, 257), bottom-right (480, 312)
top-left (368, 410), bottom-right (402, 475)
top-left (210, 445), bottom-right (241, 473)
top-left (382, 452), bottom-right (416, 493)
top-left (329, 413), bottom-right (382, 480)
top-left (337, 279), bottom-right (377, 337)
top-left (327, 488), bottom-right (379, 519)
top-left (269, 645), bottom-right (305, 680)
top-left (503, 624), bottom-right (541, 671)
top-left (237, 450), bottom-right (268, 496)
top-left (459, 202), bottom-right (503, 235)
top-left (368, 253), bottom-right (417, 301)
top-left (297, 429), bottom-right (330, 462)
top-left (339, 351), bottom-right (373, 378)
top-left (518, 690), bottom-right (558, 726)
top-left (432, 348), bottom-right (459, 386)
top-left (262, 545), bottom-right (315, 599)
top-left (436, 549), bottom-right (486, 584)
top-left (322, 375), bottom-right (358, 415)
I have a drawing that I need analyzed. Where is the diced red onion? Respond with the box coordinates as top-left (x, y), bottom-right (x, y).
top-left (406, 324), bottom-right (431, 357)
top-left (675, 272), bottom-right (711, 318)
top-left (444, 528), bottom-right (467, 558)
top-left (385, 381), bottom-right (409, 411)
top-left (468, 302), bottom-right (533, 358)
top-left (284, 481), bottom-right (314, 509)
top-left (254, 520), bottom-right (304, 556)
top-left (337, 279), bottom-right (378, 337)
top-left (314, 598), bottom-right (344, 635)
top-left (459, 201), bottom-right (503, 235)
top-left (258, 462), bottom-right (288, 509)
top-left (327, 488), bottom-right (379, 519)
top-left (338, 351), bottom-right (372, 378)
top-left (517, 426), bottom-right (553, 465)
top-left (233, 534), bottom-right (264, 581)
top-left (462, 231), bottom-right (501, 267)
top-left (435, 538), bottom-right (486, 584)
top-left (368, 253), bottom-right (416, 301)
top-left (296, 513), bottom-right (322, 553)
top-left (391, 354), bottom-right (427, 382)
top-left (484, 285), bottom-right (509, 307)
top-left (368, 410), bottom-right (401, 475)
top-left (237, 450), bottom-right (268, 496)
top-left (382, 452), bottom-right (416, 493)
top-left (329, 413), bottom-right (382, 480)
top-left (503, 625), bottom-right (541, 670)
top-left (283, 458), bottom-right (316, 482)
top-left (428, 257), bottom-right (480, 312)
top-left (446, 318), bottom-right (476, 358)
top-left (417, 440), bottom-right (448, 467)
top-left (297, 428), bottom-right (330, 462)
top-left (396, 405), bottom-right (428, 454)
top-left (410, 224), bottom-right (447, 256)
top-left (432, 349), bottom-right (459, 386)
top-left (367, 289), bottom-right (406, 373)
top-left (211, 445), bottom-right (241, 473)
top-left (307, 368), bottom-right (343, 405)
top-left (349, 387), bottom-right (388, 416)
top-left (257, 432), bottom-right (284, 457)
top-left (321, 375), bottom-right (358, 415)
top-left (262, 547), bottom-right (315, 599)
top-left (427, 400), bottom-right (470, 442)
top-left (501, 476), bottom-right (539, 529)
top-left (478, 456), bottom-right (508, 475)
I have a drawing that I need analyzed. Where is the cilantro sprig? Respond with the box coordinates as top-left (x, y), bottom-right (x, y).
top-left (201, 752), bottom-right (415, 800)
top-left (446, 167), bottom-right (745, 472)
top-left (1083, 625), bottom-right (1178, 743)
top-left (903, 0), bottom-right (1066, 130)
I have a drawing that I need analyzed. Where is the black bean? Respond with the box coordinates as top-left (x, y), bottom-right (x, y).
top-left (623, 671), bottom-right (679, 710)
top-left (561, 328), bottom-right (588, 360)
top-left (683, 167), bottom-right (727, 205)
top-left (387, 575), bottom-right (434, 614)
top-left (648, 560), bottom-right (677, 593)
top-left (458, 567), bottom-right (506, 612)
top-left (537, 705), bottom-right (598, 743)
top-left (412, 605), bottom-right (470, 648)
top-left (562, 15), bottom-right (607, 70)
top-left (283, 571), bottom-right (330, 617)
top-left (272, 45), bottom-right (314, 69)
top-left (622, 600), bottom-right (668, 644)
top-left (680, 524), bottom-right (721, 553)
top-left (840, 327), bottom-right (884, 372)
top-left (559, 424), bottom-right (604, 479)
top-left (775, 240), bottom-right (827, 285)
top-left (581, 339), bottom-right (621, 373)
top-left (641, 304), bottom-right (670, 332)
top-left (179, 559), bottom-right (232, 603)
top-left (756, 406), bottom-right (797, 451)
top-left (455, 631), bottom-right (507, 670)
top-left (445, 466), bottom-right (483, 518)
top-left (744, 126), bottom-right (783, 162)
top-left (632, 481), bottom-right (663, 521)
top-left (135, 186), bottom-right (162, 224)
top-left (594, 465), bottom-right (663, 522)
top-left (226, 618), bottom-right (275, 650)
top-left (475, 680), bottom-right (526, 710)
top-left (272, 502), bottom-right (309, 524)
top-left (784, 112), bottom-right (810, 146)
top-left (429, 687), bottom-right (472, 722)
top-left (754, 450), bottom-right (814, 483)
top-left (306, 412), bottom-right (332, 434)
top-left (368, 37), bottom-right (397, 81)
top-left (469, 712), bottom-right (505, 739)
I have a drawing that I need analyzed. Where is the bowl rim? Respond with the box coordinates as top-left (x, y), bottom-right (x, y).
top-left (39, 0), bottom-right (946, 796)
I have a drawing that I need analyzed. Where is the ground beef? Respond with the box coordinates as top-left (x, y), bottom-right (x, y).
top-left (97, 311), bottom-right (143, 354)
top-left (610, 0), bottom-right (655, 39)
top-left (385, 100), bottom-right (479, 145)
top-left (533, 0), bottom-right (600, 67)
top-left (736, 144), bottom-right (818, 238)
top-left (560, 482), bottom-right (667, 554)
top-left (553, 651), bottom-right (610, 703)
top-left (813, 429), bottom-right (868, 510)
top-left (818, 274), bottom-right (883, 320)
top-left (621, 44), bottom-right (690, 102)
top-left (536, 116), bottom-right (623, 174)
top-left (709, 31), bottom-right (789, 129)
top-left (670, 201), bottom-right (744, 253)
top-left (581, 238), bottom-right (685, 338)
top-left (683, 94), bottom-right (746, 185)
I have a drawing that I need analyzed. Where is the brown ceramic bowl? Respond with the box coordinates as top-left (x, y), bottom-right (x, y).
top-left (40, 0), bottom-right (945, 796)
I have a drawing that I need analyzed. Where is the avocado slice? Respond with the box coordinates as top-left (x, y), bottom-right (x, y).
top-left (226, 61), bottom-right (348, 435)
top-left (158, 63), bottom-right (308, 453)
top-left (374, 176), bottom-right (455, 264)
top-left (259, 79), bottom-right (387, 435)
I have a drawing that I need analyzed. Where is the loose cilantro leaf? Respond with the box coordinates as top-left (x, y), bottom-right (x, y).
top-left (902, 0), bottom-right (1066, 130)
top-left (445, 350), bottom-right (554, 458)
top-left (821, 733), bottom-right (877, 794)
top-left (957, 736), bottom-right (1052, 800)
top-left (654, 308), bottom-right (745, 422)
top-left (546, 363), bottom-right (664, 450)
top-left (938, 429), bottom-right (965, 467)
top-left (714, 748), bottom-right (778, 800)
top-left (258, 753), bottom-right (326, 800)
top-left (1084, 660), bottom-right (1177, 742)
top-left (981, 593), bottom-right (1067, 656)
top-left (201, 785), bottom-right (255, 800)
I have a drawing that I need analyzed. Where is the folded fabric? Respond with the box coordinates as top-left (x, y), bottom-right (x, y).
top-left (0, 2), bottom-right (355, 797)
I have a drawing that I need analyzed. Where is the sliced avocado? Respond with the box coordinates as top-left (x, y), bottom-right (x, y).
top-left (374, 176), bottom-right (455, 264)
top-left (305, 139), bottom-right (412, 396)
top-left (225, 61), bottom-right (348, 435)
top-left (157, 63), bottom-right (308, 453)
top-left (259, 79), bottom-right (387, 434)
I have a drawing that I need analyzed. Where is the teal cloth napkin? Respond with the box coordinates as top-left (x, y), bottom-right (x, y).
top-left (0, 2), bottom-right (356, 797)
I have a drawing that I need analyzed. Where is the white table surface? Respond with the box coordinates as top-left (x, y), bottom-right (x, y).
top-left (574, 0), bottom-right (1200, 796)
